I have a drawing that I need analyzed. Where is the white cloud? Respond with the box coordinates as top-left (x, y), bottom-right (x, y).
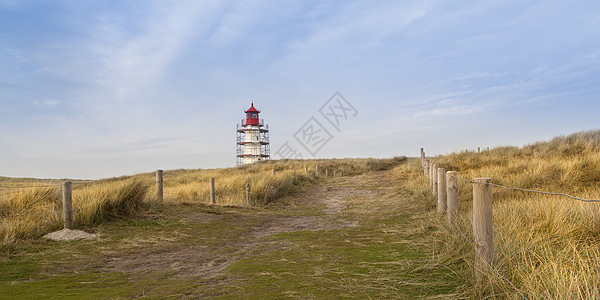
top-left (413, 102), bottom-right (485, 118)
top-left (88, 1), bottom-right (226, 105)
top-left (2, 0), bottom-right (600, 178)
top-left (281, 2), bottom-right (434, 60)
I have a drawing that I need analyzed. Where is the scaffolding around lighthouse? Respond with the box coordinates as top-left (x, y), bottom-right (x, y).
top-left (236, 103), bottom-right (270, 165)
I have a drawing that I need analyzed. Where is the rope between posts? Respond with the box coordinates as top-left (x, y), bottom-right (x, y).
top-left (457, 177), bottom-right (600, 203)
top-left (449, 216), bottom-right (528, 300)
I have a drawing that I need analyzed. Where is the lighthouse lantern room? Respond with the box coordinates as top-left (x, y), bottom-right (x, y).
top-left (236, 102), bottom-right (270, 165)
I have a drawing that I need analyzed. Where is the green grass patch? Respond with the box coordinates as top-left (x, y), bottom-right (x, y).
top-left (224, 224), bottom-right (459, 299)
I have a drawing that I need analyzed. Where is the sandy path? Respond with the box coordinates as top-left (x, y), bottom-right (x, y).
top-left (106, 176), bottom-right (372, 278)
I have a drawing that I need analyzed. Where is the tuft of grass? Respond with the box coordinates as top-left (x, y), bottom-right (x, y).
top-left (0, 179), bottom-right (149, 252)
top-left (424, 130), bottom-right (600, 299)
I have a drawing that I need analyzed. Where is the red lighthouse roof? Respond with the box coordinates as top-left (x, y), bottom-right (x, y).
top-left (245, 102), bottom-right (260, 113)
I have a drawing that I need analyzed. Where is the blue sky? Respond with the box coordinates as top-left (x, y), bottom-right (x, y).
top-left (1, 0), bottom-right (599, 179)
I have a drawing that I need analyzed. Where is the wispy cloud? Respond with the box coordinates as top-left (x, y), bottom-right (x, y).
top-left (87, 1), bottom-right (226, 105)
top-left (1, 0), bottom-right (600, 178)
top-left (413, 100), bottom-right (486, 118)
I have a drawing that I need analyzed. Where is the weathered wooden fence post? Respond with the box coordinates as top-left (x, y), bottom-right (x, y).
top-left (156, 170), bottom-right (163, 201)
top-left (473, 177), bottom-right (493, 283)
top-left (325, 170), bottom-right (329, 179)
top-left (316, 165), bottom-right (319, 177)
top-left (432, 164), bottom-right (438, 195)
top-left (210, 178), bottom-right (216, 204)
top-left (446, 171), bottom-right (458, 224)
top-left (478, 147), bottom-right (481, 154)
top-left (305, 166), bottom-right (308, 174)
top-left (62, 181), bottom-right (73, 230)
top-left (428, 161), bottom-right (433, 184)
top-left (437, 167), bottom-right (446, 214)
top-left (272, 169), bottom-right (275, 176)
top-left (246, 183), bottom-right (251, 206)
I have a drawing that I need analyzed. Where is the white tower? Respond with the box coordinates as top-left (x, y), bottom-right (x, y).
top-left (236, 102), bottom-right (270, 165)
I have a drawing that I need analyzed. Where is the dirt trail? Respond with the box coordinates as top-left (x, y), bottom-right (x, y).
top-left (2, 168), bottom-right (461, 299)
top-left (106, 176), bottom-right (371, 278)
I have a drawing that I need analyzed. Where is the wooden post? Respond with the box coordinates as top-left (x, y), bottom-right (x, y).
top-left (290, 166), bottom-right (293, 172)
top-left (315, 165), bottom-right (319, 176)
top-left (210, 178), bottom-right (216, 204)
top-left (473, 177), bottom-right (493, 283)
top-left (333, 171), bottom-right (337, 178)
top-left (305, 166), bottom-right (308, 174)
top-left (325, 170), bottom-right (329, 178)
top-left (62, 181), bottom-right (73, 230)
top-left (272, 169), bottom-right (275, 176)
top-left (429, 162), bottom-right (434, 187)
top-left (487, 147), bottom-right (490, 151)
top-left (245, 183), bottom-right (251, 206)
top-left (478, 147), bottom-right (481, 153)
top-left (437, 167), bottom-right (446, 214)
top-left (428, 160), bottom-right (432, 181)
top-left (446, 171), bottom-right (458, 224)
top-left (432, 164), bottom-right (438, 195)
top-left (156, 170), bottom-right (163, 201)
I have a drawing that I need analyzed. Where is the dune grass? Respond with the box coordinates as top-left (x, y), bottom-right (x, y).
top-left (0, 180), bottom-right (150, 253)
top-left (0, 157), bottom-right (406, 254)
top-left (424, 130), bottom-right (600, 299)
top-left (162, 157), bottom-right (406, 206)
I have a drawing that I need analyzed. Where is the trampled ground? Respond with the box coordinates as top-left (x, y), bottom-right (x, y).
top-left (1, 170), bottom-right (462, 299)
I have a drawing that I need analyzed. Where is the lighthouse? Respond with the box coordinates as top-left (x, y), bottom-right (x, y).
top-left (236, 102), bottom-right (270, 165)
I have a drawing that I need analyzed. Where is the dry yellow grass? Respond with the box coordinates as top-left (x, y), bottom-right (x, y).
top-left (0, 179), bottom-right (150, 251)
top-left (424, 130), bottom-right (600, 299)
top-left (162, 157), bottom-right (405, 205)
top-left (0, 157), bottom-right (405, 253)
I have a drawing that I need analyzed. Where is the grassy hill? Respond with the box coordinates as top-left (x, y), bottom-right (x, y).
top-left (0, 157), bottom-right (405, 252)
top-left (427, 130), bottom-right (600, 298)
top-left (2, 130), bottom-right (600, 298)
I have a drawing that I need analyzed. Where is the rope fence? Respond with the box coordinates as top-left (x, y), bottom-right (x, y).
top-left (419, 147), bottom-right (599, 299)
top-left (457, 177), bottom-right (600, 203)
